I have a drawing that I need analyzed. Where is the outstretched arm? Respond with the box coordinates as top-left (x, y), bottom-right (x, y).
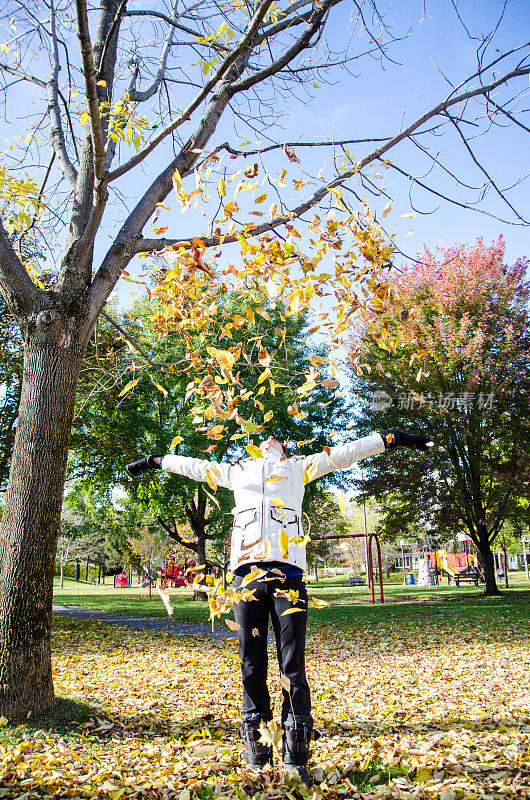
top-left (301, 430), bottom-right (434, 483)
top-left (125, 453), bottom-right (234, 489)
top-left (161, 454), bottom-right (234, 489)
top-left (301, 433), bottom-right (386, 482)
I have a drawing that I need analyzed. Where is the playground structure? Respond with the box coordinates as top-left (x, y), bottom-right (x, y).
top-left (419, 533), bottom-right (485, 587)
top-left (311, 532), bottom-right (384, 603)
top-left (158, 558), bottom-right (196, 588)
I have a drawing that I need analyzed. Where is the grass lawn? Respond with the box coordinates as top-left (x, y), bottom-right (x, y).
top-left (0, 574), bottom-right (527, 798)
top-left (53, 572), bottom-right (530, 638)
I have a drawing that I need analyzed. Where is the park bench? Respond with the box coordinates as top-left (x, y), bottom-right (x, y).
top-left (349, 576), bottom-right (365, 586)
top-left (454, 574), bottom-right (479, 587)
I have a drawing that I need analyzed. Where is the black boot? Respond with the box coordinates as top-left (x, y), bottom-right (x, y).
top-left (240, 715), bottom-right (273, 769)
top-left (282, 715), bottom-right (313, 786)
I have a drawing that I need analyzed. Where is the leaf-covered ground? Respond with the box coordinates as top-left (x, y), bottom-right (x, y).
top-left (1, 596), bottom-right (529, 799)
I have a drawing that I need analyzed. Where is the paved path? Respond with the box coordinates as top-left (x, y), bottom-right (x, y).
top-left (52, 604), bottom-right (232, 641)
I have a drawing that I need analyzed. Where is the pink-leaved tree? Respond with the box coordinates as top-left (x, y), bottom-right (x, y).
top-left (349, 238), bottom-right (530, 595)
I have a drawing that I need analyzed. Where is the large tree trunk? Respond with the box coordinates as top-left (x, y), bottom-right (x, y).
top-left (475, 523), bottom-right (501, 596)
top-left (0, 317), bottom-right (85, 717)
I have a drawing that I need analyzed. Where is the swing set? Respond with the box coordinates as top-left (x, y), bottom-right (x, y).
top-left (311, 532), bottom-right (385, 604)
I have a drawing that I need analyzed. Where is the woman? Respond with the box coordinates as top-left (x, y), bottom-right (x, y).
top-left (126, 430), bottom-right (432, 782)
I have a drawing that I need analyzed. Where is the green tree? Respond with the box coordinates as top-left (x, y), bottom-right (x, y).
top-left (69, 297), bottom-right (347, 581)
top-left (348, 238), bottom-right (530, 595)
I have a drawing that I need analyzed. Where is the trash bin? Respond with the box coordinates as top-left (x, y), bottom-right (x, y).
top-left (115, 573), bottom-right (128, 588)
top-left (406, 574), bottom-right (415, 585)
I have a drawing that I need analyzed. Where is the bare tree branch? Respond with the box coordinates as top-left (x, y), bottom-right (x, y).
top-left (254, 0), bottom-right (313, 45)
top-left (46, 0), bottom-right (78, 186)
top-left (386, 160), bottom-right (522, 225)
top-left (230, 0), bottom-right (342, 94)
top-left (128, 0), bottom-right (179, 102)
top-left (123, 9), bottom-right (225, 48)
top-left (485, 94), bottom-right (530, 135)
top-left (99, 310), bottom-right (181, 367)
top-left (75, 0), bottom-right (106, 182)
top-left (97, 0), bottom-right (128, 78)
top-left (134, 64), bottom-right (530, 254)
top-left (445, 110), bottom-right (529, 224)
top-left (108, 0), bottom-right (274, 183)
top-left (0, 62), bottom-right (79, 173)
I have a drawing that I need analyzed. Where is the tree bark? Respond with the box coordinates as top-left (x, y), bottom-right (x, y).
top-left (185, 492), bottom-right (210, 601)
top-left (0, 314), bottom-right (86, 717)
top-left (476, 527), bottom-right (501, 596)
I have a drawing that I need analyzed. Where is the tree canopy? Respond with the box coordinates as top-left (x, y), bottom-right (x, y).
top-left (348, 237), bottom-right (530, 594)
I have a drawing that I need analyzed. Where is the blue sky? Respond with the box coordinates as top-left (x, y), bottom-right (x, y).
top-left (1, 0), bottom-right (529, 310)
top-left (112, 0), bottom-right (530, 305)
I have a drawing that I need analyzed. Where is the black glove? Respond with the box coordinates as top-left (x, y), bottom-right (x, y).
top-left (126, 454), bottom-right (163, 477)
top-left (384, 431), bottom-right (434, 452)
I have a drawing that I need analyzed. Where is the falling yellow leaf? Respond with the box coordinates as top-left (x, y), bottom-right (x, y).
top-left (272, 498), bottom-right (287, 508)
top-left (156, 585), bottom-right (173, 617)
top-left (205, 469), bottom-right (217, 492)
top-left (278, 528), bottom-right (289, 558)
top-left (172, 168), bottom-right (182, 193)
top-left (251, 628), bottom-right (260, 637)
top-left (245, 444), bottom-right (263, 459)
top-left (258, 719), bottom-right (282, 749)
top-left (225, 619), bottom-right (240, 631)
top-left (151, 380), bottom-right (168, 397)
top-left (281, 607), bottom-right (305, 616)
top-left (204, 489), bottom-right (220, 508)
top-left (169, 435), bottom-right (183, 450)
top-left (338, 491), bottom-right (347, 518)
top-left (240, 567), bottom-right (267, 587)
top-left (118, 378), bottom-right (139, 397)
top-left (223, 652), bottom-right (243, 662)
top-left (303, 463), bottom-right (317, 485)
top-left (309, 597), bottom-right (329, 608)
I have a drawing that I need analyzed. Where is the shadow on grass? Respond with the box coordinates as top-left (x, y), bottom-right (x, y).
top-left (0, 696), bottom-right (98, 744)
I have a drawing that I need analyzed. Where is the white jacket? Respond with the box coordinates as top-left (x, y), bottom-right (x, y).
top-left (161, 433), bottom-right (385, 572)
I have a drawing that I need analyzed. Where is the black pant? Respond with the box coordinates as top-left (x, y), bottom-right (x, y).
top-left (233, 572), bottom-right (311, 723)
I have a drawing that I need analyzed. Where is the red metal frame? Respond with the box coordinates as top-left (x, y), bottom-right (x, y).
top-left (311, 533), bottom-right (384, 604)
